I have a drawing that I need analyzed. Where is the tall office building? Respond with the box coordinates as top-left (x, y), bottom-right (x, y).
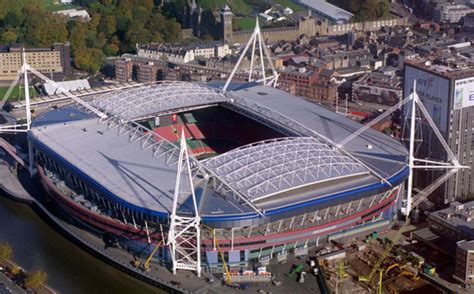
top-left (403, 57), bottom-right (474, 205)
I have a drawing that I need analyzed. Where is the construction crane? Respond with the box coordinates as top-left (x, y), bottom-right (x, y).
top-left (358, 223), bottom-right (407, 284)
top-left (211, 228), bottom-right (232, 284)
top-left (338, 261), bottom-right (348, 279)
top-left (133, 239), bottom-right (164, 270)
top-left (336, 261), bottom-right (349, 294)
top-left (378, 269), bottom-right (384, 294)
top-left (144, 239), bottom-right (164, 269)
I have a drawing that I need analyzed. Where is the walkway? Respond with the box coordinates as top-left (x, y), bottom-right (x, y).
top-left (0, 274), bottom-right (24, 294)
top-left (0, 160), bottom-right (32, 202)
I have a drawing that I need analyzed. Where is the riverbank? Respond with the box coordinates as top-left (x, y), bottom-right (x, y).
top-left (0, 153), bottom-right (184, 292)
top-left (0, 257), bottom-right (56, 294)
top-left (0, 195), bottom-right (161, 294)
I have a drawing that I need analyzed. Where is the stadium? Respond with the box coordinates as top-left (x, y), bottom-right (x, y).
top-left (27, 81), bottom-right (408, 273)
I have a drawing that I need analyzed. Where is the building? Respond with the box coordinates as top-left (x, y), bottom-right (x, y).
top-left (353, 72), bottom-right (402, 106)
top-left (427, 201), bottom-right (474, 288)
top-left (221, 5), bottom-right (408, 44)
top-left (0, 43), bottom-right (71, 82)
top-left (114, 54), bottom-right (248, 84)
top-left (279, 66), bottom-right (339, 103)
top-left (433, 3), bottom-right (474, 23)
top-left (42, 79), bottom-right (91, 96)
top-left (138, 43), bottom-right (195, 64)
top-left (54, 9), bottom-right (90, 20)
top-left (220, 4), bottom-right (233, 42)
top-left (298, 0), bottom-right (353, 24)
top-left (115, 57), bottom-right (134, 82)
top-left (137, 42), bottom-right (231, 64)
top-left (403, 55), bottom-right (474, 204)
top-left (28, 81), bottom-right (408, 273)
top-left (428, 201), bottom-right (474, 241)
top-left (454, 240), bottom-right (474, 289)
top-left (463, 12), bottom-right (474, 28)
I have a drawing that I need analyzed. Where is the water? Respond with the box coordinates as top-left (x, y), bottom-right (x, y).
top-left (0, 195), bottom-right (162, 294)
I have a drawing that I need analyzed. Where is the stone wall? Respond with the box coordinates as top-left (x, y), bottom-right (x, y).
top-left (227, 17), bottom-right (408, 44)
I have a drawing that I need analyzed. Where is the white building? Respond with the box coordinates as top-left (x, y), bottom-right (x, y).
top-left (137, 42), bottom-right (231, 64)
top-left (54, 9), bottom-right (90, 20)
top-left (433, 3), bottom-right (474, 23)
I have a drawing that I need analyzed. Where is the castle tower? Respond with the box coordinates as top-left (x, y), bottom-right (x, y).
top-left (220, 4), bottom-right (233, 42)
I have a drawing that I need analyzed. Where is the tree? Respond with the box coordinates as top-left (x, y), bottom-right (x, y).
top-left (11, 265), bottom-right (20, 275)
top-left (103, 43), bottom-right (119, 56)
top-left (2, 31), bottom-right (18, 43)
top-left (23, 10), bottom-right (68, 47)
top-left (25, 270), bottom-right (47, 290)
top-left (74, 47), bottom-right (104, 73)
top-left (0, 243), bottom-right (12, 260)
top-left (4, 11), bottom-right (22, 27)
top-left (70, 20), bottom-right (87, 50)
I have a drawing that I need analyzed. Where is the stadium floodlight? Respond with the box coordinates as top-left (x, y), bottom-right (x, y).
top-left (223, 18), bottom-right (279, 92)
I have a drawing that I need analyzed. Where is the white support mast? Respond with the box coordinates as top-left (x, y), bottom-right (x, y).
top-left (337, 80), bottom-right (468, 218)
top-left (0, 50), bottom-right (107, 176)
top-left (405, 81), bottom-right (418, 217)
top-left (22, 50), bottom-right (32, 131)
top-left (167, 131), bottom-right (201, 277)
top-left (223, 18), bottom-right (278, 92)
top-left (0, 56), bottom-right (107, 135)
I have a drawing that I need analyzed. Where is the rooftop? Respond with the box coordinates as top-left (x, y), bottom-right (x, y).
top-left (429, 201), bottom-right (474, 240)
top-left (298, 0), bottom-right (353, 23)
top-left (353, 72), bottom-right (402, 90)
top-left (30, 82), bottom-right (408, 220)
top-left (457, 240), bottom-right (474, 252)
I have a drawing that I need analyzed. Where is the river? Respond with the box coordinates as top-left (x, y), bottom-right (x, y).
top-left (0, 194), bottom-right (163, 294)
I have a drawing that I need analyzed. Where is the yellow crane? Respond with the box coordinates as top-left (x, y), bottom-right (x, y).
top-left (144, 239), bottom-right (164, 269)
top-left (211, 228), bottom-right (232, 284)
top-left (133, 239), bottom-right (164, 270)
top-left (359, 222), bottom-right (407, 283)
top-left (378, 269), bottom-right (384, 294)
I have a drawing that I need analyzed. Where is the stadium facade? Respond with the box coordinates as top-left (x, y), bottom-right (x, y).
top-left (27, 81), bottom-right (408, 272)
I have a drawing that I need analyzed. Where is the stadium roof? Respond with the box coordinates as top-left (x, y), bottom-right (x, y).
top-left (91, 82), bottom-right (229, 120)
top-left (224, 83), bottom-right (407, 180)
top-left (30, 82), bottom-right (408, 222)
top-left (203, 137), bottom-right (369, 202)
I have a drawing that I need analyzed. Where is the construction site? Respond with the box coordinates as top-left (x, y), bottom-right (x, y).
top-left (313, 221), bottom-right (468, 294)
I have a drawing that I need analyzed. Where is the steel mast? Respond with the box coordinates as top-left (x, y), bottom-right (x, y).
top-left (167, 131), bottom-right (202, 277)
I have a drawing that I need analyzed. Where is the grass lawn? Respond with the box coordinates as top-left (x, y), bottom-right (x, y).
top-left (0, 86), bottom-right (36, 101)
top-left (43, 0), bottom-right (79, 12)
top-left (198, 0), bottom-right (253, 15)
top-left (272, 0), bottom-right (306, 12)
top-left (234, 16), bottom-right (257, 31)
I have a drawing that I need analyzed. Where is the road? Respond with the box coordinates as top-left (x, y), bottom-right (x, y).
top-left (0, 273), bottom-right (25, 294)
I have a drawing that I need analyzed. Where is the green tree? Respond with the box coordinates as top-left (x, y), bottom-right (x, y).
top-left (1, 31), bottom-right (18, 43)
top-left (70, 20), bottom-right (87, 50)
top-left (0, 242), bottom-right (12, 260)
top-left (24, 10), bottom-right (68, 47)
top-left (4, 11), bottom-right (22, 27)
top-left (103, 43), bottom-right (119, 56)
top-left (25, 270), bottom-right (47, 290)
top-left (74, 47), bottom-right (104, 73)
top-left (11, 265), bottom-right (20, 275)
